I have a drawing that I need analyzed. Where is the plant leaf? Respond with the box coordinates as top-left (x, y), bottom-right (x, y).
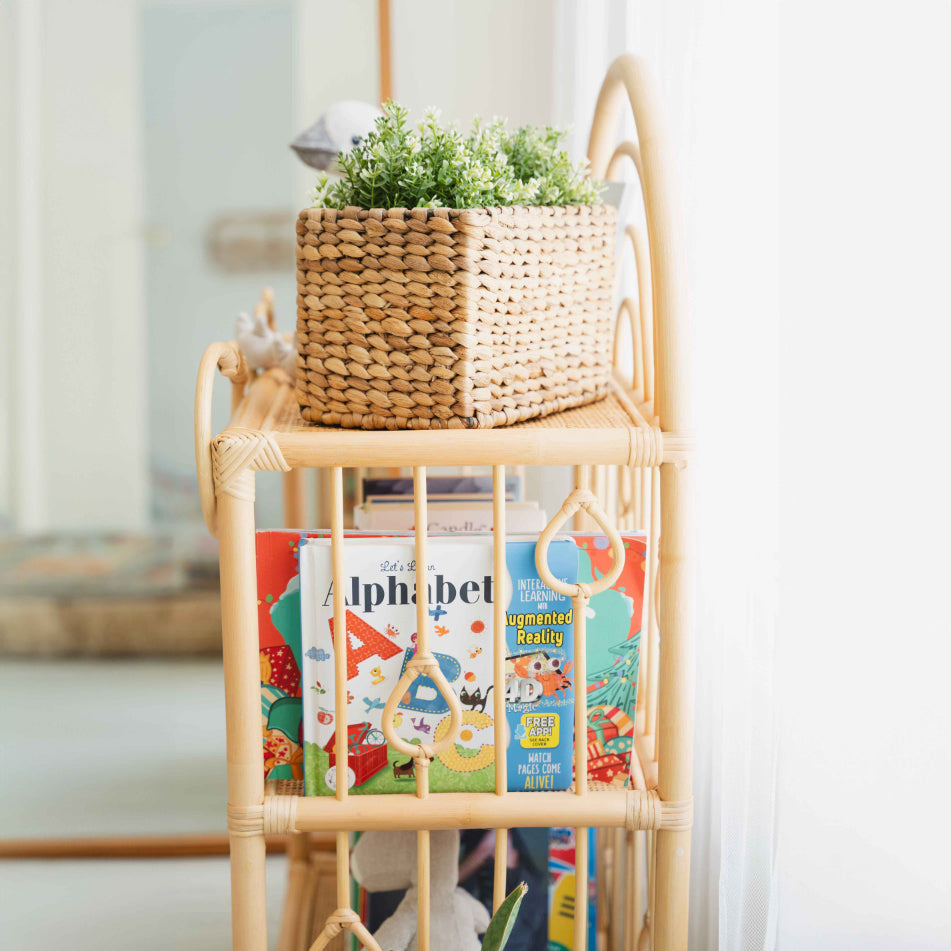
top-left (481, 882), bottom-right (528, 951)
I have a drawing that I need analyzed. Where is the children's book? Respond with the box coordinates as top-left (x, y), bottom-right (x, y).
top-left (257, 530), bottom-right (647, 789)
top-left (572, 533), bottom-right (648, 787)
top-left (353, 500), bottom-right (546, 533)
top-left (256, 531), bottom-right (310, 781)
top-left (300, 536), bottom-right (579, 795)
top-left (362, 474), bottom-right (522, 502)
top-left (258, 531), bottom-right (405, 781)
top-left (548, 827), bottom-right (598, 951)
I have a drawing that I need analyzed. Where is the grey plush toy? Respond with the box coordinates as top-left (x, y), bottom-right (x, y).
top-left (290, 100), bottom-right (382, 170)
top-left (350, 829), bottom-right (490, 951)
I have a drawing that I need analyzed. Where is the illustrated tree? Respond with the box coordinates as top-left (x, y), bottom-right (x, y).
top-left (586, 634), bottom-right (641, 712)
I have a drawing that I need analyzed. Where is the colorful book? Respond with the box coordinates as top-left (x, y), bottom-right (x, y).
top-left (256, 530), bottom-right (646, 788)
top-left (300, 536), bottom-right (579, 795)
top-left (256, 531), bottom-right (309, 781)
top-left (572, 533), bottom-right (648, 787)
top-left (353, 500), bottom-right (546, 533)
top-left (362, 474), bottom-right (522, 501)
top-left (548, 827), bottom-right (598, 951)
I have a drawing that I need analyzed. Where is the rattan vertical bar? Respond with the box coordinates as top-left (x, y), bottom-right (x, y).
top-left (413, 467), bottom-right (432, 951)
top-left (283, 468), bottom-right (306, 528)
top-left (218, 489), bottom-right (268, 951)
top-left (492, 465), bottom-right (508, 912)
top-left (647, 471), bottom-right (661, 755)
top-left (330, 468), bottom-right (351, 915)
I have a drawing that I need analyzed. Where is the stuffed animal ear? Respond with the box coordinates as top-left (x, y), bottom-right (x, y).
top-left (351, 830), bottom-right (417, 892)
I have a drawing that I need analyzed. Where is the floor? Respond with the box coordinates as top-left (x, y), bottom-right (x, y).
top-left (0, 658), bottom-right (287, 949)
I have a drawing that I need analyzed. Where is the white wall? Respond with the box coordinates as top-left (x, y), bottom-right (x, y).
top-left (5, 0), bottom-right (149, 532)
top-left (776, 3), bottom-right (951, 949)
top-left (0, 3), bottom-right (16, 528)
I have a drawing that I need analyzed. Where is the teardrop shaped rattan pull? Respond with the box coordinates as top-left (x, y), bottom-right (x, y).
top-left (536, 488), bottom-right (626, 599)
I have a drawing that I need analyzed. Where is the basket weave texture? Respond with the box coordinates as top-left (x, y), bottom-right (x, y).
top-left (296, 203), bottom-right (616, 430)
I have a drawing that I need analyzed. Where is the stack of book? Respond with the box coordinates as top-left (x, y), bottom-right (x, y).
top-left (354, 474), bottom-right (547, 533)
top-left (256, 527), bottom-right (647, 792)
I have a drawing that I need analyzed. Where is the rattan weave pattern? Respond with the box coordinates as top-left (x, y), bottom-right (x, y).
top-left (296, 204), bottom-right (616, 430)
top-left (275, 386), bottom-right (642, 435)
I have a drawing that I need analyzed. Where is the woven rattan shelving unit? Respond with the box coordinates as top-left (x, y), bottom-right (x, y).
top-left (195, 55), bottom-right (694, 951)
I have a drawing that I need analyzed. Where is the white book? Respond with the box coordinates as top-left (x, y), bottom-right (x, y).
top-left (300, 538), bottom-right (496, 795)
top-left (353, 501), bottom-right (547, 533)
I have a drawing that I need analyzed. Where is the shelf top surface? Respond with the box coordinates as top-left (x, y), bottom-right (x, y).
top-left (220, 367), bottom-right (687, 469)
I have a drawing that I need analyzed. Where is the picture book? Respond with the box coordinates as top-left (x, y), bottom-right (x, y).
top-left (256, 531), bottom-right (310, 781)
top-left (362, 474), bottom-right (522, 502)
top-left (548, 827), bottom-right (598, 951)
top-left (299, 536), bottom-right (579, 795)
top-left (257, 530), bottom-right (394, 782)
top-left (353, 500), bottom-right (546, 533)
top-left (572, 533), bottom-right (648, 787)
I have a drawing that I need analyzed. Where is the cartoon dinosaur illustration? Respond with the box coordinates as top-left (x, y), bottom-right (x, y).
top-left (392, 757), bottom-right (415, 780)
top-left (410, 717), bottom-right (431, 735)
top-left (459, 684), bottom-right (494, 713)
top-left (370, 665), bottom-right (385, 685)
top-left (363, 696), bottom-right (385, 713)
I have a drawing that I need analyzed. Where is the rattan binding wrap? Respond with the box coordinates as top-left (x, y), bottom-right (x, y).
top-left (296, 204), bottom-right (616, 429)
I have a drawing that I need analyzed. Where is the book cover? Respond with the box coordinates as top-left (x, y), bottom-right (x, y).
top-left (300, 537), bottom-right (578, 795)
top-left (257, 531), bottom-right (395, 782)
top-left (504, 539), bottom-right (578, 793)
top-left (256, 531), bottom-right (310, 781)
top-left (362, 474), bottom-right (522, 502)
top-left (548, 827), bottom-right (598, 951)
top-left (572, 533), bottom-right (648, 787)
top-left (353, 501), bottom-right (546, 534)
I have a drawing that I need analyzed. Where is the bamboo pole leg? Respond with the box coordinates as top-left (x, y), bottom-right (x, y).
top-left (651, 463), bottom-right (694, 951)
top-left (283, 467), bottom-right (306, 528)
top-left (277, 833), bottom-right (312, 951)
top-left (219, 490), bottom-right (268, 951)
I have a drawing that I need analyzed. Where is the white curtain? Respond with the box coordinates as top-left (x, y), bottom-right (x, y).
top-left (554, 4), bottom-right (780, 950)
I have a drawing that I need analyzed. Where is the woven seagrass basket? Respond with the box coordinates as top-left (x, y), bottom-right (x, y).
top-left (295, 203), bottom-right (616, 430)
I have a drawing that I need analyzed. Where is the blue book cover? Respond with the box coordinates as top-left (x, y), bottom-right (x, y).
top-left (504, 539), bottom-right (579, 792)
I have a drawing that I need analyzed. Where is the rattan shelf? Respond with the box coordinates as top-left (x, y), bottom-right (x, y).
top-left (225, 367), bottom-right (687, 468)
top-left (197, 54), bottom-right (694, 951)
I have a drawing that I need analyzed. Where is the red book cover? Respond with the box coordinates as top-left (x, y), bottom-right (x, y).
top-left (257, 531), bottom-right (313, 781)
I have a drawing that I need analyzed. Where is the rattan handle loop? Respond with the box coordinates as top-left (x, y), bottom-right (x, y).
top-left (309, 910), bottom-right (381, 951)
top-left (194, 341), bottom-right (251, 538)
top-left (536, 488), bottom-right (627, 598)
top-left (381, 665), bottom-right (463, 759)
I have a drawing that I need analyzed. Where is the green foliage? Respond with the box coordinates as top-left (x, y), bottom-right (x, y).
top-left (481, 883), bottom-right (528, 951)
top-left (313, 101), bottom-right (602, 210)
